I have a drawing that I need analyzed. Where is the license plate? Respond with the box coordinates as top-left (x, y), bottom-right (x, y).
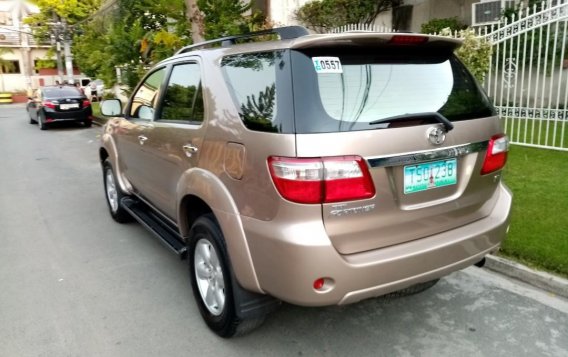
top-left (404, 159), bottom-right (457, 194)
top-left (60, 103), bottom-right (79, 110)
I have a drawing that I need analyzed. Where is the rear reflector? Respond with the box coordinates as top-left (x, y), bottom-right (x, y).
top-left (82, 100), bottom-right (91, 107)
top-left (389, 35), bottom-right (429, 45)
top-left (481, 134), bottom-right (509, 175)
top-left (313, 278), bottom-right (325, 290)
top-left (268, 156), bottom-right (375, 204)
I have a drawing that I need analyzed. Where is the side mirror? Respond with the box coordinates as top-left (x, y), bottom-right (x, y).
top-left (100, 99), bottom-right (123, 117)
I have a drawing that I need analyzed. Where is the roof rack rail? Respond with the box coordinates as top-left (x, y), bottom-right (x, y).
top-left (175, 26), bottom-right (310, 55)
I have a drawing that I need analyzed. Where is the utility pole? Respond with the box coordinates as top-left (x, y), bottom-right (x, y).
top-left (61, 20), bottom-right (74, 84)
top-left (56, 41), bottom-right (64, 83)
top-left (49, 19), bottom-right (74, 84)
top-left (50, 32), bottom-right (64, 83)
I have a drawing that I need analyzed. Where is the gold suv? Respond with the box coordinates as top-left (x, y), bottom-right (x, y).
top-left (99, 26), bottom-right (512, 337)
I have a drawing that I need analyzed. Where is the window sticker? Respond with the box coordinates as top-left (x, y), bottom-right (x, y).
top-left (312, 57), bottom-right (343, 74)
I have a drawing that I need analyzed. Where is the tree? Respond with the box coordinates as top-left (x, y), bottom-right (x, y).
top-left (185, 0), bottom-right (205, 43)
top-left (25, 0), bottom-right (102, 40)
top-left (72, 0), bottom-right (189, 90)
top-left (295, 0), bottom-right (403, 33)
top-left (197, 0), bottom-right (267, 40)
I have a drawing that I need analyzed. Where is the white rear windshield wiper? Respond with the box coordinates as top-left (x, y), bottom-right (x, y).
top-left (369, 112), bottom-right (454, 132)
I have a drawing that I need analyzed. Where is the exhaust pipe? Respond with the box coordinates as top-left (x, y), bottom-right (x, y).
top-left (474, 257), bottom-right (486, 268)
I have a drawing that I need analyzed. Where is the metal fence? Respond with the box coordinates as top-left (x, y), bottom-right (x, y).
top-left (481, 0), bottom-right (568, 151)
top-left (330, 0), bottom-right (568, 151)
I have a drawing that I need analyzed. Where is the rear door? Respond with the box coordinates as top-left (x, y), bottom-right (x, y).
top-left (291, 42), bottom-right (505, 255)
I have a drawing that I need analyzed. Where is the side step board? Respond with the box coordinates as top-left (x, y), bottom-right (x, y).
top-left (121, 197), bottom-right (187, 259)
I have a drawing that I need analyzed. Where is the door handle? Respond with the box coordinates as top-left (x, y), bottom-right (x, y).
top-left (138, 135), bottom-right (148, 145)
top-left (182, 144), bottom-right (199, 157)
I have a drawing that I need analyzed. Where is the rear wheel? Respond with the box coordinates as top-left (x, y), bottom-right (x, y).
top-left (188, 214), bottom-right (264, 337)
top-left (38, 112), bottom-right (48, 130)
top-left (83, 120), bottom-right (92, 128)
top-left (103, 160), bottom-right (131, 223)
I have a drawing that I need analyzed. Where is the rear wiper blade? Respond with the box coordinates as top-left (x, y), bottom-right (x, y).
top-left (369, 112), bottom-right (454, 132)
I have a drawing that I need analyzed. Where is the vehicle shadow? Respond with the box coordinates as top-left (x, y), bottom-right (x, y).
top-left (31, 121), bottom-right (94, 131)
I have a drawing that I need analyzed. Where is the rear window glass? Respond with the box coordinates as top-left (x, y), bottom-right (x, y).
top-left (43, 87), bottom-right (82, 98)
top-left (291, 48), bottom-right (496, 133)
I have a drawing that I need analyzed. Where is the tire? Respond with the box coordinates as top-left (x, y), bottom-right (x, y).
top-left (188, 214), bottom-right (264, 338)
top-left (102, 160), bottom-right (131, 223)
top-left (83, 120), bottom-right (92, 128)
top-left (38, 112), bottom-right (48, 130)
top-left (383, 279), bottom-right (440, 299)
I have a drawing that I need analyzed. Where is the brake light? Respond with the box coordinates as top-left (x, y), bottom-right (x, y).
top-left (481, 134), bottom-right (509, 175)
top-left (82, 100), bottom-right (91, 107)
top-left (42, 101), bottom-right (55, 109)
top-left (268, 156), bottom-right (375, 204)
top-left (389, 35), bottom-right (429, 45)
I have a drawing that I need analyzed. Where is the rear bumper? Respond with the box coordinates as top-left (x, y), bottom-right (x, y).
top-left (44, 108), bottom-right (92, 121)
top-left (243, 182), bottom-right (512, 306)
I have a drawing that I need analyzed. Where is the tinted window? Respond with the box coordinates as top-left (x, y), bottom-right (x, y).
top-left (291, 48), bottom-right (496, 133)
top-left (43, 87), bottom-right (83, 98)
top-left (160, 63), bottom-right (204, 123)
top-left (222, 51), bottom-right (289, 133)
top-left (130, 68), bottom-right (166, 120)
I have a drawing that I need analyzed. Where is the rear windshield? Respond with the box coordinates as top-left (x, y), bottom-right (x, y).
top-left (43, 86), bottom-right (83, 98)
top-left (221, 48), bottom-right (495, 134)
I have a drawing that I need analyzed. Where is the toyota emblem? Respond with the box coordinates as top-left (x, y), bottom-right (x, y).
top-left (427, 127), bottom-right (446, 145)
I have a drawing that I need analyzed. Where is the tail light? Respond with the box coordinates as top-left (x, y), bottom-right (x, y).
top-left (82, 100), bottom-right (91, 107)
top-left (481, 134), bottom-right (509, 175)
top-left (268, 156), bottom-right (375, 204)
top-left (42, 101), bottom-right (55, 109)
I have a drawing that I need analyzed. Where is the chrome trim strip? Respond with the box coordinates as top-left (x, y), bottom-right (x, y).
top-left (367, 141), bottom-right (489, 168)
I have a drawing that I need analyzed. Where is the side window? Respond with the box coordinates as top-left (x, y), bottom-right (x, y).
top-left (221, 51), bottom-right (281, 132)
top-left (160, 63), bottom-right (204, 123)
top-left (130, 68), bottom-right (166, 120)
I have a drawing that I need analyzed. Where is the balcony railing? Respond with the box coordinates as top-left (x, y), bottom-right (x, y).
top-left (0, 26), bottom-right (50, 46)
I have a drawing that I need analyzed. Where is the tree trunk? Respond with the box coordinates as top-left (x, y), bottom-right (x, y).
top-left (185, 0), bottom-right (204, 43)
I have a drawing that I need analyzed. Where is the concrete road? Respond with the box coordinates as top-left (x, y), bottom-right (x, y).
top-left (1, 105), bottom-right (567, 357)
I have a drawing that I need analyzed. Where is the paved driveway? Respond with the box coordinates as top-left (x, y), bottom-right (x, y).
top-left (1, 105), bottom-right (567, 356)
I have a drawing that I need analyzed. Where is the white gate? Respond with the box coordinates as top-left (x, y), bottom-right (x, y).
top-left (483, 0), bottom-right (568, 150)
top-left (331, 1), bottom-right (568, 150)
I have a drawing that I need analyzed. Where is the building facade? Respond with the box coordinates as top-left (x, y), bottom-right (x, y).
top-left (0, 0), bottom-right (54, 93)
top-left (265, 0), bottom-right (480, 32)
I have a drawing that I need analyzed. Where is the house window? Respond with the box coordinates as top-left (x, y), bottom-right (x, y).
top-left (0, 12), bottom-right (12, 25)
top-left (1, 60), bottom-right (21, 74)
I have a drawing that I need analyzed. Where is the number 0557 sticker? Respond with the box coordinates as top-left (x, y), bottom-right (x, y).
top-left (312, 57), bottom-right (343, 74)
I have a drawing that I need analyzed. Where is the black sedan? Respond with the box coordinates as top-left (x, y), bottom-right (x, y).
top-left (27, 85), bottom-right (93, 130)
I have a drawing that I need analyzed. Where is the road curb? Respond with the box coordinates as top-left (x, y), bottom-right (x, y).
top-left (92, 116), bottom-right (107, 126)
top-left (484, 254), bottom-right (568, 299)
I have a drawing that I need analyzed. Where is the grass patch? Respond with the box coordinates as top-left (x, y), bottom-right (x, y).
top-left (503, 117), bottom-right (568, 149)
top-left (501, 145), bottom-right (568, 278)
top-left (92, 102), bottom-right (101, 117)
